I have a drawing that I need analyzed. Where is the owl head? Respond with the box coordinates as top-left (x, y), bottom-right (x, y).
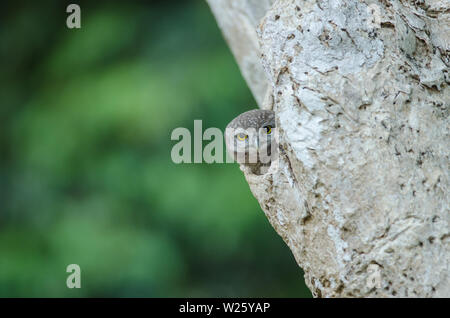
top-left (225, 109), bottom-right (276, 165)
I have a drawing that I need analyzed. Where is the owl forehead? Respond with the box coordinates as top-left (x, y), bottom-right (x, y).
top-left (227, 109), bottom-right (274, 129)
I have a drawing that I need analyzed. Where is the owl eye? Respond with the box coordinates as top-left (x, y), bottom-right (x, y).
top-left (236, 133), bottom-right (248, 141)
top-left (263, 125), bottom-right (272, 134)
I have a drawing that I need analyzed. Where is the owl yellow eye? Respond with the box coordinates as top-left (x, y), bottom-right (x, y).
top-left (236, 133), bottom-right (248, 141)
top-left (264, 125), bottom-right (272, 134)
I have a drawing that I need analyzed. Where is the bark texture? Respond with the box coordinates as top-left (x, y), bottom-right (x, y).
top-left (207, 0), bottom-right (449, 297)
top-left (206, 0), bottom-right (276, 107)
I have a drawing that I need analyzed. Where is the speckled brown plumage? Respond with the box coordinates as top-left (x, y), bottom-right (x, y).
top-left (226, 109), bottom-right (275, 130)
top-left (225, 109), bottom-right (276, 175)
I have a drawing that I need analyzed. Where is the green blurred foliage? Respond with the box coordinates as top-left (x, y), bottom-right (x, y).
top-left (0, 0), bottom-right (311, 297)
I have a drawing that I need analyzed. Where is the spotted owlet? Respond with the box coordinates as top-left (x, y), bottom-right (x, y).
top-left (225, 109), bottom-right (277, 175)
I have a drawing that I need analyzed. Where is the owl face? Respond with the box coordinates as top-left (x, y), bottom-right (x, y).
top-left (225, 109), bottom-right (276, 165)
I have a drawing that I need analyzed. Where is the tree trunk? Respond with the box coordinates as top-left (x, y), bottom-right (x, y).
top-left (207, 0), bottom-right (449, 297)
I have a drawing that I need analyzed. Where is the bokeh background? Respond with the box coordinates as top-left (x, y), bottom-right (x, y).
top-left (0, 0), bottom-right (311, 297)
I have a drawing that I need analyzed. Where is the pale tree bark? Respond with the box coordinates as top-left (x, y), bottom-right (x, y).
top-left (206, 0), bottom-right (276, 107)
top-left (207, 0), bottom-right (449, 297)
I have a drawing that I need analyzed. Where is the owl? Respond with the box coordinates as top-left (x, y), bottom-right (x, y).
top-left (225, 109), bottom-right (277, 175)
